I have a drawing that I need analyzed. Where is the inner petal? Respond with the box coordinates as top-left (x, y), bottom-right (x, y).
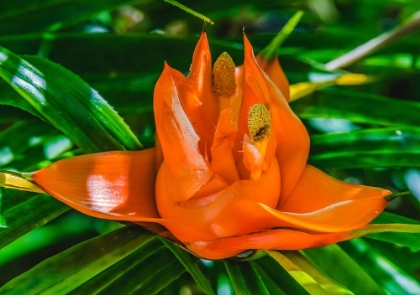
top-left (154, 64), bottom-right (213, 201)
top-left (210, 108), bottom-right (239, 184)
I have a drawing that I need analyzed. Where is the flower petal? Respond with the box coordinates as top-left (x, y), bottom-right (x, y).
top-left (186, 229), bottom-right (349, 260)
top-left (187, 222), bottom-right (420, 260)
top-left (32, 148), bottom-right (213, 242)
top-left (166, 65), bottom-right (215, 157)
top-left (33, 149), bottom-right (158, 217)
top-left (210, 108), bottom-right (239, 184)
top-left (154, 64), bottom-right (213, 201)
top-left (210, 192), bottom-right (389, 238)
top-left (279, 165), bottom-right (391, 213)
top-left (242, 34), bottom-right (310, 201)
top-left (255, 55), bottom-right (290, 101)
top-left (156, 156), bottom-right (280, 239)
top-left (188, 31), bottom-right (219, 125)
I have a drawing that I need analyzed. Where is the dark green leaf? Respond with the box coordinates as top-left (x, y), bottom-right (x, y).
top-left (0, 46), bottom-right (142, 153)
top-left (0, 226), bottom-right (153, 294)
top-left (93, 246), bottom-right (184, 295)
top-left (309, 127), bottom-right (420, 168)
top-left (250, 262), bottom-right (287, 295)
top-left (292, 89), bottom-right (420, 128)
top-left (0, 121), bottom-right (59, 167)
top-left (0, 193), bottom-right (68, 250)
top-left (303, 245), bottom-right (386, 295)
top-left (368, 212), bottom-right (420, 249)
top-left (254, 255), bottom-right (309, 295)
top-left (162, 239), bottom-right (215, 295)
top-left (224, 260), bottom-right (270, 295)
top-left (68, 238), bottom-right (165, 294)
top-left (224, 260), bottom-right (252, 295)
top-left (0, 0), bottom-right (148, 35)
top-left (340, 239), bottom-right (420, 295)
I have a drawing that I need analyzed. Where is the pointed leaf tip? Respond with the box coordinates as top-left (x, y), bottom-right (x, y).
top-left (260, 10), bottom-right (304, 60)
top-left (385, 191), bottom-right (412, 202)
top-left (164, 0), bottom-right (214, 24)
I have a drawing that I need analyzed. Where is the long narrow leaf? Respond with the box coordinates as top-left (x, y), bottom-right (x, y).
top-left (267, 251), bottom-right (329, 295)
top-left (303, 245), bottom-right (386, 295)
top-left (0, 226), bottom-right (153, 294)
top-left (68, 239), bottom-right (164, 294)
top-left (0, 0), bottom-right (149, 34)
top-left (0, 46), bottom-right (141, 153)
top-left (309, 127), bottom-right (420, 168)
top-left (341, 239), bottom-right (420, 294)
top-left (0, 194), bottom-right (68, 249)
top-left (224, 260), bottom-right (252, 295)
top-left (292, 89), bottom-right (420, 128)
top-left (161, 239), bottom-right (215, 295)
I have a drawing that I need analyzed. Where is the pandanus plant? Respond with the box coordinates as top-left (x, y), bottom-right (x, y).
top-left (3, 31), bottom-right (415, 260)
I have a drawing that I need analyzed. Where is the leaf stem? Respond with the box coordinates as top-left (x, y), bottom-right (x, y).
top-left (164, 0), bottom-right (214, 25)
top-left (325, 11), bottom-right (420, 70)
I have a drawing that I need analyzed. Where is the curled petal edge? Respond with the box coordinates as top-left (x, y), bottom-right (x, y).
top-left (186, 224), bottom-right (420, 260)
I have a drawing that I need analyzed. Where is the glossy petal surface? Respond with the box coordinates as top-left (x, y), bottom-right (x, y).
top-left (154, 64), bottom-right (213, 201)
top-left (279, 165), bottom-right (391, 213)
top-left (33, 149), bottom-right (159, 218)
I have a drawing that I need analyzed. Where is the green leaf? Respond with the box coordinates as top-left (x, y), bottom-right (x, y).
top-left (260, 10), bottom-right (304, 60)
top-left (0, 121), bottom-right (60, 168)
top-left (250, 262), bottom-right (287, 295)
top-left (254, 255), bottom-right (309, 295)
top-left (367, 211), bottom-right (420, 249)
top-left (282, 252), bottom-right (354, 295)
top-left (0, 0), bottom-right (148, 35)
top-left (85, 246), bottom-right (185, 295)
top-left (309, 127), bottom-right (420, 168)
top-left (0, 193), bottom-right (68, 249)
top-left (303, 245), bottom-right (386, 295)
top-left (224, 260), bottom-right (270, 295)
top-left (164, 0), bottom-right (214, 24)
top-left (292, 89), bottom-right (420, 128)
top-left (68, 238), bottom-right (165, 294)
top-left (0, 46), bottom-right (142, 153)
top-left (0, 105), bottom-right (36, 123)
top-left (224, 260), bottom-right (252, 295)
top-left (0, 226), bottom-right (153, 294)
top-left (267, 251), bottom-right (329, 295)
top-left (161, 239), bottom-right (216, 295)
top-left (341, 239), bottom-right (420, 294)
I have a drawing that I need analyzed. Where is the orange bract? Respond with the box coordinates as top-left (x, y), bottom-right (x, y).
top-left (32, 32), bottom-right (391, 259)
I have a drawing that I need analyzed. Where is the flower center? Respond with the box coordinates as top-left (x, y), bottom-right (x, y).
top-left (212, 52), bottom-right (236, 99)
top-left (246, 103), bottom-right (272, 180)
top-left (248, 103), bottom-right (271, 143)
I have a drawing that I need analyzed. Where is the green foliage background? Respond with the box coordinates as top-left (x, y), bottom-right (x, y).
top-left (0, 0), bottom-right (419, 294)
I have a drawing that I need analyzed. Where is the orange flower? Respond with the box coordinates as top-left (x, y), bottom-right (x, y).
top-left (31, 32), bottom-right (391, 259)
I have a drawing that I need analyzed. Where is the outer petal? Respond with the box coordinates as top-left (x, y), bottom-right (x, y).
top-left (33, 149), bottom-right (159, 218)
top-left (154, 64), bottom-right (213, 201)
top-left (256, 55), bottom-right (290, 101)
top-left (242, 34), bottom-right (310, 201)
top-left (210, 193), bottom-right (388, 237)
top-left (279, 165), bottom-right (391, 213)
top-left (32, 148), bottom-right (213, 242)
top-left (186, 229), bottom-right (349, 260)
top-left (188, 31), bottom-right (219, 125)
top-left (187, 222), bottom-right (420, 260)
